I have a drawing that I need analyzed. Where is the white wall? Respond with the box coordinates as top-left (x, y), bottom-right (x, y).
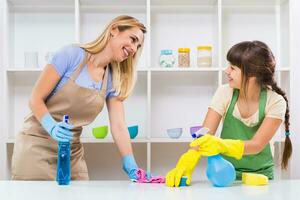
top-left (290, 0), bottom-right (300, 179)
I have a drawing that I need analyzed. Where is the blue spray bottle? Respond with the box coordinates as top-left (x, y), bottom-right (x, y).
top-left (56, 115), bottom-right (71, 185)
top-left (192, 127), bottom-right (236, 187)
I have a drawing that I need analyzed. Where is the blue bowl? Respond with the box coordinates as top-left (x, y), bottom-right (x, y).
top-left (166, 128), bottom-right (182, 139)
top-left (128, 125), bottom-right (138, 139)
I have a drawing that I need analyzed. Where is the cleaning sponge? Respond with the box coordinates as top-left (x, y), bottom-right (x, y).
top-left (242, 173), bottom-right (269, 186)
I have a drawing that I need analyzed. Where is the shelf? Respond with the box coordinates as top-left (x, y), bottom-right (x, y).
top-left (5, 67), bottom-right (291, 73)
top-left (80, 0), bottom-right (146, 7)
top-left (151, 72), bottom-right (219, 138)
top-left (80, 4), bottom-right (146, 13)
top-left (7, 6), bottom-right (75, 68)
top-left (150, 138), bottom-right (192, 143)
top-left (81, 138), bottom-right (149, 143)
top-left (5, 138), bottom-right (149, 144)
top-left (221, 4), bottom-right (279, 67)
top-left (6, 68), bottom-right (43, 73)
top-left (8, 0), bottom-right (75, 12)
top-left (151, 0), bottom-right (218, 6)
top-left (79, 7), bottom-right (147, 51)
top-left (149, 67), bottom-right (220, 72)
top-left (5, 139), bottom-right (15, 144)
top-left (220, 68), bottom-right (290, 72)
top-left (5, 68), bottom-right (150, 73)
top-left (276, 68), bottom-right (290, 72)
top-left (5, 137), bottom-right (195, 144)
top-left (222, 0), bottom-right (288, 6)
top-left (8, 0), bottom-right (74, 6)
top-left (150, 1), bottom-right (218, 68)
top-left (5, 137), bottom-right (287, 144)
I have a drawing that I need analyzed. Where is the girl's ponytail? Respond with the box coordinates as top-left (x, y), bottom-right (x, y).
top-left (271, 81), bottom-right (292, 169)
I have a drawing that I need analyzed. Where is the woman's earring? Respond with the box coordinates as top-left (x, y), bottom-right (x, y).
top-left (110, 34), bottom-right (114, 38)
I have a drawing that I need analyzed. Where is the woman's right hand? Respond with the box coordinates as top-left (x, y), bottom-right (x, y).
top-left (122, 155), bottom-right (138, 181)
top-left (41, 113), bottom-right (73, 142)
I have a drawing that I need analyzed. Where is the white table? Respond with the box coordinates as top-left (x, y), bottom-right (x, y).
top-left (0, 180), bottom-right (299, 200)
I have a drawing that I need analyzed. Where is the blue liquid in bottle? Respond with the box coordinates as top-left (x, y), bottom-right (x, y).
top-left (192, 128), bottom-right (236, 187)
top-left (206, 155), bottom-right (235, 187)
top-left (56, 115), bottom-right (71, 185)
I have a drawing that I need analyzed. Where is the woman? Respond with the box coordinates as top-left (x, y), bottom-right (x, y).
top-left (11, 15), bottom-right (147, 181)
top-left (166, 41), bottom-right (292, 187)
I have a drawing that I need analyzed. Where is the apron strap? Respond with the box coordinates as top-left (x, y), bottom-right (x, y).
top-left (70, 51), bottom-right (88, 81)
top-left (100, 65), bottom-right (109, 93)
top-left (227, 89), bottom-right (239, 115)
top-left (258, 89), bottom-right (267, 121)
top-left (69, 50), bottom-right (109, 94)
top-left (227, 88), bottom-right (267, 122)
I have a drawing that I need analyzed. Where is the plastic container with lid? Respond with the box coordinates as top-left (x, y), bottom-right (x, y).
top-left (159, 49), bottom-right (175, 68)
top-left (197, 46), bottom-right (212, 67)
top-left (178, 48), bottom-right (190, 67)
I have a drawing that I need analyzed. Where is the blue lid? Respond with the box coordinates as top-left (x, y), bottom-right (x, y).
top-left (160, 49), bottom-right (173, 55)
top-left (179, 176), bottom-right (188, 187)
top-left (63, 115), bottom-right (69, 123)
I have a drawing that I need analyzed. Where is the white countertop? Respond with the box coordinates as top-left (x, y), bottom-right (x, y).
top-left (1, 180), bottom-right (299, 200)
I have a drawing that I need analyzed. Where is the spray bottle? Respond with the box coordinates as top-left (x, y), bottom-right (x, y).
top-left (192, 127), bottom-right (236, 187)
top-left (56, 115), bottom-right (71, 185)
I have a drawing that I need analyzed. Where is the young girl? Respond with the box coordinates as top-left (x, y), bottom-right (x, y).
top-left (166, 41), bottom-right (292, 187)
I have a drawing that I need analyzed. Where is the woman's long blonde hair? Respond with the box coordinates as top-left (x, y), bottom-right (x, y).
top-left (80, 15), bottom-right (146, 100)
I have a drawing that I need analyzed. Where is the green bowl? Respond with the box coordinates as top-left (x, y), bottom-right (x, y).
top-left (92, 126), bottom-right (108, 139)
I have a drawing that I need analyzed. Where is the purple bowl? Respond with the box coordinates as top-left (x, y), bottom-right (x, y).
top-left (190, 126), bottom-right (203, 138)
top-left (190, 126), bottom-right (210, 138)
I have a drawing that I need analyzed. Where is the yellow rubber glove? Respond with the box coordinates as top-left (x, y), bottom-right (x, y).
top-left (166, 149), bottom-right (201, 187)
top-left (189, 134), bottom-right (244, 160)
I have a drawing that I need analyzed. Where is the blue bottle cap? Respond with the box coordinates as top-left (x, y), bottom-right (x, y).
top-left (160, 49), bottom-right (173, 55)
top-left (63, 115), bottom-right (69, 123)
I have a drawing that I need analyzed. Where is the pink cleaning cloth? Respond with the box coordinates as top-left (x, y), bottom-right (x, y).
top-left (135, 168), bottom-right (165, 183)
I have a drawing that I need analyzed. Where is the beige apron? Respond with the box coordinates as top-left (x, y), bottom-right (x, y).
top-left (12, 52), bottom-right (108, 180)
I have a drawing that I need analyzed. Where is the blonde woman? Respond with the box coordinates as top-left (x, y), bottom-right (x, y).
top-left (11, 15), bottom-right (147, 181)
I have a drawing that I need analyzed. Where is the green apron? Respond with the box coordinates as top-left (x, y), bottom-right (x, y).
top-left (220, 89), bottom-right (274, 180)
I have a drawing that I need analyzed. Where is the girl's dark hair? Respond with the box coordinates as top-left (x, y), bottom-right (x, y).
top-left (227, 40), bottom-right (292, 169)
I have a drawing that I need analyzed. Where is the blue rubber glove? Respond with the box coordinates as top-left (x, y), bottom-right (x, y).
top-left (41, 113), bottom-right (73, 142)
top-left (122, 155), bottom-right (138, 181)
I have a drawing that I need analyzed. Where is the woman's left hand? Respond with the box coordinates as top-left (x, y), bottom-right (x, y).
top-left (189, 134), bottom-right (244, 160)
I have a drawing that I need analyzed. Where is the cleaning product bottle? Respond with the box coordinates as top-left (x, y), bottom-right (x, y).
top-left (192, 127), bottom-right (236, 187)
top-left (56, 115), bottom-right (71, 185)
top-left (206, 154), bottom-right (236, 187)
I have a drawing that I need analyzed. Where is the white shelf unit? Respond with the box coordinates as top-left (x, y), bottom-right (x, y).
top-left (0, 0), bottom-right (291, 180)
